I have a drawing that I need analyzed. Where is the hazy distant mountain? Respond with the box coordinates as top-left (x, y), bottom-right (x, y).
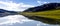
top-left (24, 3), bottom-right (60, 12)
top-left (0, 9), bottom-right (18, 17)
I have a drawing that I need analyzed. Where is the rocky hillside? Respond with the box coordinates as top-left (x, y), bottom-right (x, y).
top-left (24, 3), bottom-right (60, 12)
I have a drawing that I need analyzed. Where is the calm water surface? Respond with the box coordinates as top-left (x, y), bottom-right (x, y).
top-left (0, 15), bottom-right (59, 26)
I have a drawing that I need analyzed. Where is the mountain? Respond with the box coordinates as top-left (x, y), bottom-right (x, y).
top-left (0, 9), bottom-right (18, 17)
top-left (20, 3), bottom-right (60, 25)
top-left (24, 3), bottom-right (60, 12)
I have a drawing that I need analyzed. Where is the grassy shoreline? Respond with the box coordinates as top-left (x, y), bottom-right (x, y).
top-left (20, 9), bottom-right (60, 19)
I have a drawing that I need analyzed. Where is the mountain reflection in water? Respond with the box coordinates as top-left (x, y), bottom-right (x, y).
top-left (0, 15), bottom-right (59, 26)
top-left (23, 15), bottom-right (60, 25)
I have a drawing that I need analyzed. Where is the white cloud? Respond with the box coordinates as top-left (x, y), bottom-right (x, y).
top-left (37, 22), bottom-right (48, 26)
top-left (0, 1), bottom-right (34, 11)
top-left (0, 15), bottom-right (33, 25)
top-left (37, 21), bottom-right (59, 26)
top-left (37, 1), bottom-right (49, 5)
top-left (0, 1), bottom-right (34, 25)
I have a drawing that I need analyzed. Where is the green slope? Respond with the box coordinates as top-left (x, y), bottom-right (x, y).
top-left (21, 9), bottom-right (60, 19)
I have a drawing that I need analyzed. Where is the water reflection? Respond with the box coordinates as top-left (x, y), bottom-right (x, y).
top-left (0, 15), bottom-right (59, 26)
top-left (23, 15), bottom-right (60, 25)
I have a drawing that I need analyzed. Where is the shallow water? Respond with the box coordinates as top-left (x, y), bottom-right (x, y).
top-left (0, 15), bottom-right (59, 26)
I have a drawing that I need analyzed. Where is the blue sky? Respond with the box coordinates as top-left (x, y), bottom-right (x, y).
top-left (0, 0), bottom-right (38, 5)
top-left (0, 0), bottom-right (60, 6)
top-left (0, 0), bottom-right (60, 11)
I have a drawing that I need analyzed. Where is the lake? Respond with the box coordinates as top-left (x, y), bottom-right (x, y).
top-left (0, 15), bottom-right (59, 26)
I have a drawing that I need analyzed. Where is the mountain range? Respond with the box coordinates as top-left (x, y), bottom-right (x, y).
top-left (24, 3), bottom-right (60, 12)
top-left (0, 9), bottom-right (18, 17)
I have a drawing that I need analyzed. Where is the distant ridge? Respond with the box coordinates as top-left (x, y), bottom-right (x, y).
top-left (0, 9), bottom-right (18, 17)
top-left (24, 3), bottom-right (60, 12)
